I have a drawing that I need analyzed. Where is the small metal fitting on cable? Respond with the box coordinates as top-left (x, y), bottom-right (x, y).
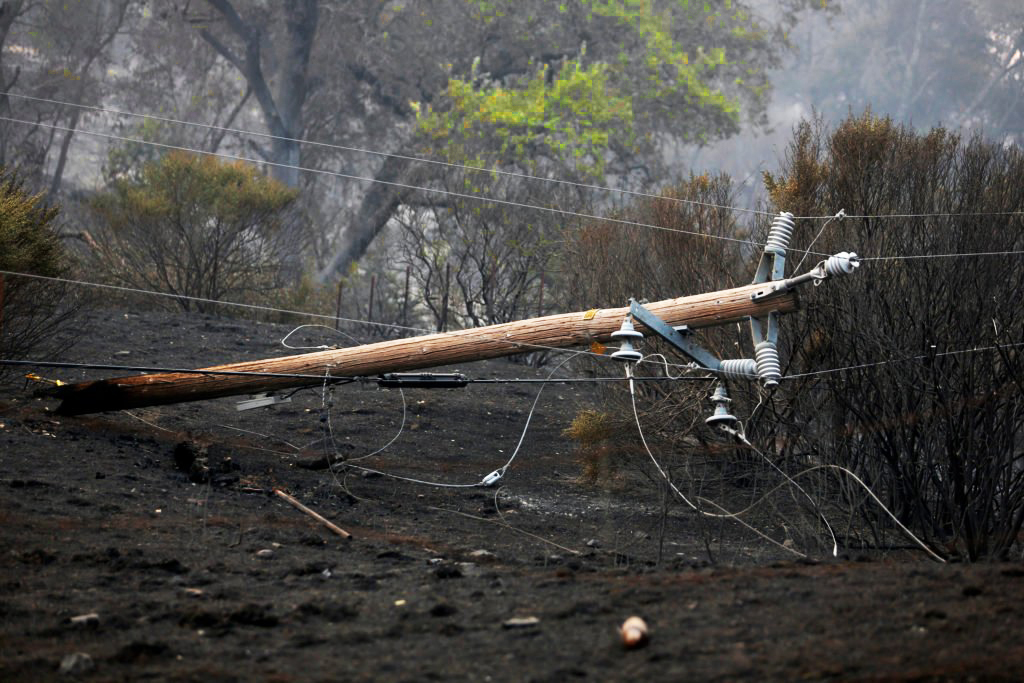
top-left (610, 316), bottom-right (644, 362)
top-left (705, 384), bottom-right (738, 426)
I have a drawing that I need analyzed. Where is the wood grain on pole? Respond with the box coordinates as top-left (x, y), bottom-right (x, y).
top-left (55, 282), bottom-right (798, 415)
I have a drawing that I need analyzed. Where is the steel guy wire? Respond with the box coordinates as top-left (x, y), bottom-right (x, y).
top-left (0, 115), bottom-right (769, 249)
top-left (316, 353), bottom-right (580, 489)
top-left (1, 91), bottom-right (774, 218)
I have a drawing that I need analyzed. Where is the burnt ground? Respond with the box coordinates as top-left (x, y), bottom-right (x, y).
top-left (2, 306), bottom-right (1024, 682)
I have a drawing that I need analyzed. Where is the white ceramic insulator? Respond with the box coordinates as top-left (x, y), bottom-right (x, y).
top-left (824, 251), bottom-right (860, 277)
top-left (764, 212), bottom-right (795, 256)
top-left (720, 358), bottom-right (757, 380)
top-left (755, 341), bottom-right (781, 387)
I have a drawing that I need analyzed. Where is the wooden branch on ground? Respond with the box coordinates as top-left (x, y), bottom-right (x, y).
top-left (273, 488), bottom-right (351, 539)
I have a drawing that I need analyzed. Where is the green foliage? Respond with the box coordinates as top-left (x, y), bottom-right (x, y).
top-left (0, 169), bottom-right (63, 278)
top-left (417, 0), bottom-right (761, 177)
top-left (0, 166), bottom-right (78, 373)
top-left (418, 58), bottom-right (632, 176)
top-left (90, 151), bottom-right (303, 312)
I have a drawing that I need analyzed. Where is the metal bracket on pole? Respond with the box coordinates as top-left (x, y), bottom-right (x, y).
top-left (628, 298), bottom-right (721, 371)
top-left (623, 210), bottom-right (860, 425)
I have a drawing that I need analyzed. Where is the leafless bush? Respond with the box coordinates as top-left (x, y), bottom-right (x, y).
top-left (762, 112), bottom-right (1024, 560)
top-left (391, 167), bottom-right (570, 333)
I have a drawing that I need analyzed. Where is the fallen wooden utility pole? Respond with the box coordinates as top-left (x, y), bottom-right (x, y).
top-left (53, 281), bottom-right (798, 415)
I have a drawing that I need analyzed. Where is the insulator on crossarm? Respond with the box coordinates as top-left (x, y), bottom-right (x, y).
top-left (823, 251), bottom-right (860, 277)
top-left (754, 340), bottom-right (781, 387)
top-left (705, 384), bottom-right (738, 426)
top-left (764, 212), bottom-right (795, 256)
top-left (610, 316), bottom-right (644, 363)
top-left (719, 358), bottom-right (757, 381)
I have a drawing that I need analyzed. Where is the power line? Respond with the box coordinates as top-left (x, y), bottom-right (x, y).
top-left (5, 95), bottom-right (1022, 223)
top-left (0, 115), bottom-right (767, 249)
top-left (1, 357), bottom-right (711, 384)
top-left (796, 210), bottom-right (1024, 220)
top-left (862, 250), bottom-right (1024, 261)
top-left (0, 269), bottom-right (697, 372)
top-left (1, 91), bottom-right (773, 218)
top-left (785, 341), bottom-right (1024, 380)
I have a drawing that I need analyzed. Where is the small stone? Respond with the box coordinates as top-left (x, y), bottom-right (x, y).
top-left (68, 613), bottom-right (99, 627)
top-left (113, 350), bottom-right (131, 357)
top-left (503, 616), bottom-right (540, 629)
top-left (457, 562), bottom-right (482, 577)
top-left (586, 539), bottom-right (601, 548)
top-left (469, 549), bottom-right (497, 560)
top-left (255, 549), bottom-right (275, 559)
top-left (59, 652), bottom-right (95, 675)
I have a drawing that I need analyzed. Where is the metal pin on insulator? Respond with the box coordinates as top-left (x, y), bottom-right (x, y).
top-left (823, 251), bottom-right (860, 277)
top-left (754, 340), bottom-right (781, 387)
top-left (610, 316), bottom-right (644, 362)
top-left (705, 384), bottom-right (738, 426)
top-left (719, 358), bottom-right (757, 380)
top-left (765, 211), bottom-right (795, 256)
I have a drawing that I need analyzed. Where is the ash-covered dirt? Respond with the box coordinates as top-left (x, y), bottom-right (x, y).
top-left (2, 306), bottom-right (1023, 682)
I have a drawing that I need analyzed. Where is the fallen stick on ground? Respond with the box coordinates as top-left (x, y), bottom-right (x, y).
top-left (273, 488), bottom-right (352, 539)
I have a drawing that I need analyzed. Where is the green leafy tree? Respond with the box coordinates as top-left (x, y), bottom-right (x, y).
top-left (90, 151), bottom-right (305, 312)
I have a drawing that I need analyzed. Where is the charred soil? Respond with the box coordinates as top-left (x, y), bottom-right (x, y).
top-left (2, 307), bottom-right (1023, 682)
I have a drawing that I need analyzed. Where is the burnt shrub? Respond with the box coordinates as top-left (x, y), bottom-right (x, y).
top-left (762, 112), bottom-right (1024, 560)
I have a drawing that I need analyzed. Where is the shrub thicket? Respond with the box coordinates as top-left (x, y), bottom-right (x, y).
top-left (0, 167), bottom-right (77, 377)
top-left (89, 152), bottom-right (305, 313)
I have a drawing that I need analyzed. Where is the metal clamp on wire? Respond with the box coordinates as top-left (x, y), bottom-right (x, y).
top-left (480, 468), bottom-right (505, 487)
